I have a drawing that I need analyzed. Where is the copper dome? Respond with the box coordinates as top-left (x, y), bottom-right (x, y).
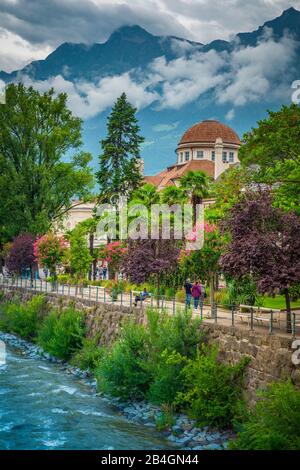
top-left (178, 120), bottom-right (240, 146)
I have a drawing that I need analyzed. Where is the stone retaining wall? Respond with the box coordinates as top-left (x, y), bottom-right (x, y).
top-left (1, 287), bottom-right (299, 403)
top-left (201, 323), bottom-right (300, 404)
top-left (0, 287), bottom-right (145, 345)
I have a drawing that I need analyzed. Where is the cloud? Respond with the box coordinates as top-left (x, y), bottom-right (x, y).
top-left (216, 34), bottom-right (297, 106)
top-left (152, 121), bottom-right (180, 132)
top-left (22, 73), bottom-right (158, 119)
top-left (225, 109), bottom-right (235, 121)
top-left (150, 49), bottom-right (226, 109)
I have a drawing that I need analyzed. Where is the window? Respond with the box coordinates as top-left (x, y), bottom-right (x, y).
top-left (196, 150), bottom-right (204, 159)
top-left (185, 151), bottom-right (190, 161)
top-left (222, 151), bottom-right (227, 163)
top-left (211, 151), bottom-right (215, 161)
top-left (180, 152), bottom-right (183, 162)
top-left (229, 151), bottom-right (234, 163)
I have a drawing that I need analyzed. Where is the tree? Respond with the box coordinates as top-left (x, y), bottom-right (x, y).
top-left (160, 186), bottom-right (188, 206)
top-left (206, 167), bottom-right (252, 222)
top-left (6, 234), bottom-right (35, 281)
top-left (180, 223), bottom-right (226, 307)
top-left (34, 233), bottom-right (68, 281)
top-left (0, 242), bottom-right (12, 274)
top-left (264, 157), bottom-right (300, 215)
top-left (0, 83), bottom-right (94, 238)
top-left (97, 241), bottom-right (127, 280)
top-left (238, 104), bottom-right (300, 217)
top-left (239, 104), bottom-right (300, 169)
top-left (77, 216), bottom-right (99, 280)
top-left (130, 183), bottom-right (160, 207)
top-left (220, 191), bottom-right (300, 332)
top-left (67, 226), bottom-right (92, 289)
top-left (97, 93), bottom-right (144, 202)
top-left (180, 171), bottom-right (210, 223)
top-left (122, 238), bottom-right (180, 297)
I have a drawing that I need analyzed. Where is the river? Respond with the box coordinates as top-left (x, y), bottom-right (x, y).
top-left (0, 343), bottom-right (173, 450)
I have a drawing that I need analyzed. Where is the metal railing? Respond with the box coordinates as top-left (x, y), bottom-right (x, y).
top-left (0, 276), bottom-right (299, 337)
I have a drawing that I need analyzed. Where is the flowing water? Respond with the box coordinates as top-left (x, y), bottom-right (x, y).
top-left (0, 344), bottom-right (172, 450)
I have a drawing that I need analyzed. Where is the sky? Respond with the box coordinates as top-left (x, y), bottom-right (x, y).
top-left (0, 0), bottom-right (299, 72)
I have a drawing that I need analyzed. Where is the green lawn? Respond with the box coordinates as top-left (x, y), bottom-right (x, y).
top-left (257, 295), bottom-right (300, 310)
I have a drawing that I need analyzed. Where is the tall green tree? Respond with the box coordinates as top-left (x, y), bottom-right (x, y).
top-left (239, 104), bottom-right (300, 169)
top-left (67, 226), bottom-right (92, 289)
top-left (77, 216), bottom-right (99, 280)
top-left (0, 83), bottom-right (94, 240)
top-left (97, 93), bottom-right (144, 202)
top-left (239, 104), bottom-right (300, 215)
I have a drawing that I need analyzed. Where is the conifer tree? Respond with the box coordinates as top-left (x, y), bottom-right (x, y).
top-left (97, 93), bottom-right (144, 202)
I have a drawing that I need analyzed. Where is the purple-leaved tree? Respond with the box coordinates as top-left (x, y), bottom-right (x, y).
top-left (6, 233), bottom-right (36, 281)
top-left (122, 238), bottom-right (180, 300)
top-left (220, 191), bottom-right (300, 332)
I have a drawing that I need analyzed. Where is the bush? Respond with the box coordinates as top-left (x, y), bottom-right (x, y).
top-left (175, 346), bottom-right (249, 428)
top-left (147, 350), bottom-right (187, 405)
top-left (146, 309), bottom-right (204, 405)
top-left (225, 277), bottom-right (262, 307)
top-left (175, 289), bottom-right (185, 303)
top-left (37, 307), bottom-right (85, 360)
top-left (71, 337), bottom-right (103, 372)
top-left (155, 405), bottom-right (176, 431)
top-left (230, 381), bottom-right (300, 450)
top-left (96, 308), bottom-right (205, 405)
top-left (96, 321), bottom-right (151, 400)
top-left (0, 295), bottom-right (47, 340)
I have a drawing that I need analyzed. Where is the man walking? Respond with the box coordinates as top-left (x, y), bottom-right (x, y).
top-left (184, 279), bottom-right (193, 308)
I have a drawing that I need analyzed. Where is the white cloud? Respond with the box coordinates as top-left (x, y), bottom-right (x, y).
top-left (216, 34), bottom-right (297, 106)
top-left (0, 28), bottom-right (51, 72)
top-left (22, 72), bottom-right (158, 119)
top-left (152, 121), bottom-right (180, 132)
top-left (225, 109), bottom-right (235, 121)
top-left (150, 50), bottom-right (226, 109)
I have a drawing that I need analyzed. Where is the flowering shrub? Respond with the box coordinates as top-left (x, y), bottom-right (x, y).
top-left (97, 241), bottom-right (127, 278)
top-left (34, 233), bottom-right (68, 274)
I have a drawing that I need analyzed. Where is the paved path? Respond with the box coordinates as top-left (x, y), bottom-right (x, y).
top-left (1, 278), bottom-right (299, 338)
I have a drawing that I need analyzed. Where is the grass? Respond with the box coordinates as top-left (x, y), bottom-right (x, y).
top-left (257, 295), bottom-right (300, 310)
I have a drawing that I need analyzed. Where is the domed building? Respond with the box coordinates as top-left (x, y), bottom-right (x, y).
top-left (144, 120), bottom-right (241, 190)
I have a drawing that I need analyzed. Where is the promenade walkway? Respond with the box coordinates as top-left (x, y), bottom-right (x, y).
top-left (1, 277), bottom-right (299, 338)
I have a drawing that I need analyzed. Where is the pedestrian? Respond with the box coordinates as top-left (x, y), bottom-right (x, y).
top-left (191, 280), bottom-right (202, 310)
top-left (134, 287), bottom-right (149, 307)
top-left (102, 266), bottom-right (107, 280)
top-left (184, 278), bottom-right (193, 308)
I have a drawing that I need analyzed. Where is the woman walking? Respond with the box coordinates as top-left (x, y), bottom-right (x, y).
top-left (191, 281), bottom-right (202, 310)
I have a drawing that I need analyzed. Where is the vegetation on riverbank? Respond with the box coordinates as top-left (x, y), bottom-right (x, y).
top-left (230, 381), bottom-right (300, 450)
top-left (1, 292), bottom-right (300, 449)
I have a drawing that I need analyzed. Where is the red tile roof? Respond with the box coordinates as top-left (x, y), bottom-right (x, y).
top-left (144, 160), bottom-right (215, 189)
top-left (178, 120), bottom-right (240, 146)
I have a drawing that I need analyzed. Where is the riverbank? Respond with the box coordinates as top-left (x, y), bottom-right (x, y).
top-left (0, 331), bottom-right (232, 450)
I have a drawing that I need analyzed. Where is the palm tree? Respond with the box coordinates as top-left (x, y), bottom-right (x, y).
top-left (130, 183), bottom-right (160, 208)
top-left (160, 185), bottom-right (188, 206)
top-left (180, 170), bottom-right (211, 224)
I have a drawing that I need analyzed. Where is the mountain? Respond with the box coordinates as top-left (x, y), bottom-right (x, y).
top-left (202, 6), bottom-right (300, 52)
top-left (1, 8), bottom-right (300, 175)
top-left (1, 7), bottom-right (299, 82)
top-left (0, 25), bottom-right (203, 82)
